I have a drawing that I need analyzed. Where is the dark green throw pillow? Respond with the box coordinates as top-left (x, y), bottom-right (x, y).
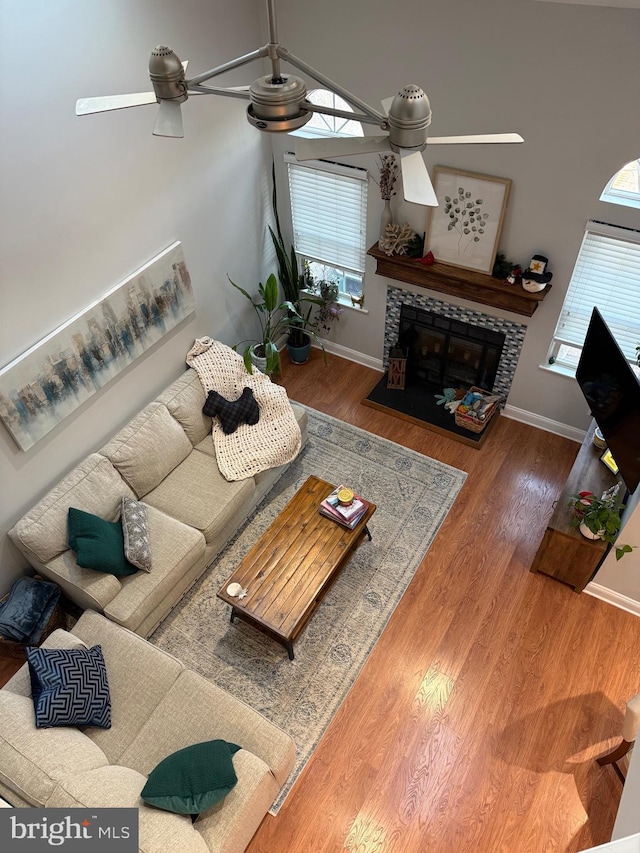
top-left (67, 507), bottom-right (138, 576)
top-left (141, 740), bottom-right (241, 815)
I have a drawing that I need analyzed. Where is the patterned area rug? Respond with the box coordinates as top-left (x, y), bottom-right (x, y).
top-left (151, 405), bottom-right (467, 813)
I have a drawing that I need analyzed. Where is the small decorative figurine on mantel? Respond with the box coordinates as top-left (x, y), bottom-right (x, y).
top-left (521, 254), bottom-right (553, 292)
top-left (504, 265), bottom-right (522, 286)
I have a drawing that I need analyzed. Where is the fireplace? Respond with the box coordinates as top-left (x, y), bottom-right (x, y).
top-left (383, 285), bottom-right (527, 403)
top-left (362, 285), bottom-right (528, 446)
top-left (398, 305), bottom-right (505, 392)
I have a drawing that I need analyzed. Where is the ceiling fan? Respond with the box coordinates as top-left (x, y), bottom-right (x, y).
top-left (76, 0), bottom-right (523, 207)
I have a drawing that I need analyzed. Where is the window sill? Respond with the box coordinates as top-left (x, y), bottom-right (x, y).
top-left (538, 362), bottom-right (577, 380)
top-left (301, 289), bottom-right (368, 315)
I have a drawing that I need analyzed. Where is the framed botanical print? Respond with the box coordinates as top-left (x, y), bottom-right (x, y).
top-left (425, 166), bottom-right (512, 274)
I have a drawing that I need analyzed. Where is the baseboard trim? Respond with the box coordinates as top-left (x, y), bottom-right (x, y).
top-left (312, 341), bottom-right (384, 372)
top-left (502, 404), bottom-right (585, 443)
top-left (584, 583), bottom-right (640, 618)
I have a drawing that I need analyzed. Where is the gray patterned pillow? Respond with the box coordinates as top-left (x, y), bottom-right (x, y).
top-left (120, 496), bottom-right (152, 572)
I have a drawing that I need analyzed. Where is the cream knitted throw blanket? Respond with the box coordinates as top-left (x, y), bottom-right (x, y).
top-left (186, 338), bottom-right (301, 481)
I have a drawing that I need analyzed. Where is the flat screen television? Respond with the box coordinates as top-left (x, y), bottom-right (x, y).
top-left (575, 307), bottom-right (640, 495)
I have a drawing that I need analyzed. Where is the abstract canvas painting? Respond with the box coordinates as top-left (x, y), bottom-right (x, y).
top-left (0, 242), bottom-right (195, 451)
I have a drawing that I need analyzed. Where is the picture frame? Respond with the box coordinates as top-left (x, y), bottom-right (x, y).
top-left (0, 242), bottom-right (195, 452)
top-left (425, 166), bottom-right (512, 274)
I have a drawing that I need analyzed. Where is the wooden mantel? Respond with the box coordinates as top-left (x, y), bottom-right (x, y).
top-left (367, 243), bottom-right (551, 317)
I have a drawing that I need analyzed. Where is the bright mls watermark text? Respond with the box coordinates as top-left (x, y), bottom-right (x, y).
top-left (0, 809), bottom-right (138, 851)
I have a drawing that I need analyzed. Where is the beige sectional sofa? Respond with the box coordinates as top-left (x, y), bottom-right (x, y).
top-left (0, 610), bottom-right (295, 853)
top-left (8, 365), bottom-right (307, 637)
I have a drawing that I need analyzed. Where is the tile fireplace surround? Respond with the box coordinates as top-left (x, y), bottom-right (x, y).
top-left (384, 285), bottom-right (527, 403)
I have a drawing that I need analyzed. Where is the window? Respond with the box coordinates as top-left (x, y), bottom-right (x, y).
top-left (291, 89), bottom-right (364, 139)
top-left (547, 220), bottom-right (640, 372)
top-left (285, 152), bottom-right (368, 301)
top-left (600, 159), bottom-right (640, 210)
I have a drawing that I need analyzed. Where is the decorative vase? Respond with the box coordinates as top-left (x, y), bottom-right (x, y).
top-left (579, 521), bottom-right (603, 541)
top-left (380, 199), bottom-right (393, 241)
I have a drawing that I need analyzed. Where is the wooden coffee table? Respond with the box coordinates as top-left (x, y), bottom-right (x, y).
top-left (217, 475), bottom-right (376, 659)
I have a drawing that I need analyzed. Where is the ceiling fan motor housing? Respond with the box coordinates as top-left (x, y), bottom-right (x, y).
top-left (388, 85), bottom-right (432, 151)
top-left (247, 74), bottom-right (311, 131)
top-left (148, 46), bottom-right (188, 103)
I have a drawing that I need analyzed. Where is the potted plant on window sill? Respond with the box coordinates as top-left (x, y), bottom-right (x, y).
top-left (567, 489), bottom-right (633, 560)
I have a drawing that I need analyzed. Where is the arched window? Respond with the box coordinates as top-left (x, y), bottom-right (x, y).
top-left (292, 89), bottom-right (364, 139)
top-left (600, 159), bottom-right (640, 209)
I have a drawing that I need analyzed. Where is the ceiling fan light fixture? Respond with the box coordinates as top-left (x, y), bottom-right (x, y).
top-left (246, 74), bottom-right (312, 132)
top-left (388, 85), bottom-right (432, 151)
top-left (148, 46), bottom-right (187, 103)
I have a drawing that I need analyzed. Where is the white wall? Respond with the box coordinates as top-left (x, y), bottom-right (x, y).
top-left (272, 0), bottom-right (640, 429)
top-left (0, 0), bottom-right (274, 586)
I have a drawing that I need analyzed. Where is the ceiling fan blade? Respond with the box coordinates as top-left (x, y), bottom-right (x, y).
top-left (381, 96), bottom-right (393, 115)
top-left (76, 92), bottom-right (157, 116)
top-left (399, 149), bottom-right (438, 206)
top-left (295, 135), bottom-right (390, 161)
top-left (427, 132), bottom-right (524, 145)
top-left (152, 100), bottom-right (184, 138)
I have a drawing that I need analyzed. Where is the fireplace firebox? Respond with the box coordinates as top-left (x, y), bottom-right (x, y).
top-left (398, 305), bottom-right (505, 392)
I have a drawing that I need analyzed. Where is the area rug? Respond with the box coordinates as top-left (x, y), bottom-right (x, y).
top-left (150, 405), bottom-right (467, 813)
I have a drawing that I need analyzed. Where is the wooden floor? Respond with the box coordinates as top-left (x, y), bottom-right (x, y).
top-left (247, 352), bottom-right (640, 853)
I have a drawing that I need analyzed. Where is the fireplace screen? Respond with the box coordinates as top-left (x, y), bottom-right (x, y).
top-left (397, 305), bottom-right (505, 391)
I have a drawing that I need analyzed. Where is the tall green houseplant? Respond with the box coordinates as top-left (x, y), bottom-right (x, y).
top-left (268, 163), bottom-right (322, 347)
top-left (229, 273), bottom-right (304, 376)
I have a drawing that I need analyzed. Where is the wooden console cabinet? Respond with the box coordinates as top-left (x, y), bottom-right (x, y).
top-left (530, 420), bottom-right (622, 592)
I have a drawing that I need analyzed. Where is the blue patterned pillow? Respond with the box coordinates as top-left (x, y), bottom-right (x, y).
top-left (26, 645), bottom-right (112, 729)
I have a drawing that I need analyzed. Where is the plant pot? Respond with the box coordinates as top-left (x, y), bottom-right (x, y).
top-left (250, 350), bottom-right (268, 374)
top-left (579, 521), bottom-right (603, 541)
top-left (286, 335), bottom-right (311, 365)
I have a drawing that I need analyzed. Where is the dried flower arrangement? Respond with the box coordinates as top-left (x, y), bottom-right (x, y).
top-left (377, 154), bottom-right (399, 200)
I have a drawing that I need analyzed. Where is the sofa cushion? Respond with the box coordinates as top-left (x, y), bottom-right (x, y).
top-left (68, 508), bottom-right (138, 576)
top-left (100, 403), bottom-right (193, 498)
top-left (69, 611), bottom-right (185, 765)
top-left (40, 550), bottom-right (123, 613)
top-left (203, 387), bottom-right (260, 435)
top-left (48, 765), bottom-right (210, 853)
top-left (141, 740), bottom-right (241, 814)
top-left (8, 454), bottom-right (134, 565)
top-left (121, 497), bottom-right (152, 572)
top-left (143, 452), bottom-right (255, 544)
top-left (0, 691), bottom-right (108, 807)
top-left (103, 506), bottom-right (206, 633)
top-left (157, 369), bottom-right (211, 447)
top-left (120, 670), bottom-right (294, 788)
top-left (27, 645), bottom-right (112, 729)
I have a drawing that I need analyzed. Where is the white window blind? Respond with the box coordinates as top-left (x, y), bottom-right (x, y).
top-left (285, 153), bottom-right (368, 275)
top-left (553, 221), bottom-right (640, 361)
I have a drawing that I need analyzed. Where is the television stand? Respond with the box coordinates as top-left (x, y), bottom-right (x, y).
top-left (530, 420), bottom-right (622, 592)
